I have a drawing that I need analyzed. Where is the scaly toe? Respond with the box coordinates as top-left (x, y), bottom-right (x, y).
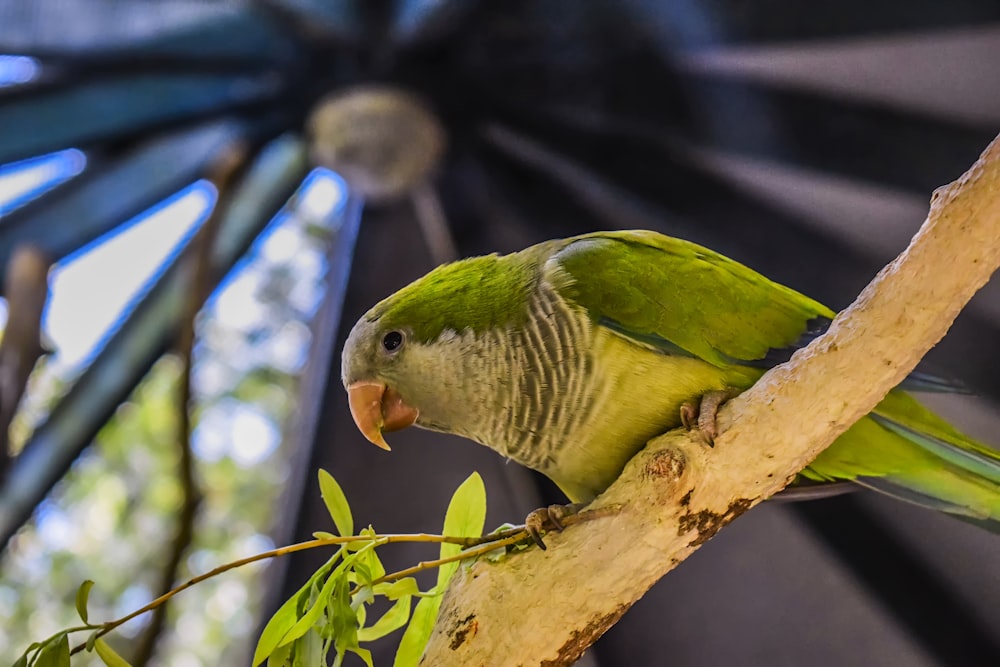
top-left (523, 503), bottom-right (586, 549)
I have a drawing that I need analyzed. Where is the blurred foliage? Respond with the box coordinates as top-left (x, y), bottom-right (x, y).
top-left (0, 190), bottom-right (335, 665)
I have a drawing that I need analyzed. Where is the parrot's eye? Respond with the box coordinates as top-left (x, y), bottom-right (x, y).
top-left (381, 330), bottom-right (404, 352)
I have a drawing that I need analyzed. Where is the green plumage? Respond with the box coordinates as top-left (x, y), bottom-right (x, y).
top-left (552, 231), bottom-right (833, 366)
top-left (367, 249), bottom-right (549, 343)
top-left (342, 230), bottom-right (1000, 527)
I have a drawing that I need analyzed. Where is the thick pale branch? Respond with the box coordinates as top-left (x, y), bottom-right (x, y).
top-left (422, 134), bottom-right (1000, 666)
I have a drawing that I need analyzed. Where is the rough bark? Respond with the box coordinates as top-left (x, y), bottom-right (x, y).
top-left (421, 133), bottom-right (1000, 666)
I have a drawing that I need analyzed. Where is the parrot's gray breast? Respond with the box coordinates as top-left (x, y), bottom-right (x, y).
top-left (471, 281), bottom-right (604, 474)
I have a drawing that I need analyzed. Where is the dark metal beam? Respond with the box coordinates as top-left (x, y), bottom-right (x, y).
top-left (0, 122), bottom-right (244, 272)
top-left (0, 3), bottom-right (297, 62)
top-left (0, 74), bottom-right (285, 165)
top-left (694, 1), bottom-right (1000, 44)
top-left (496, 75), bottom-right (993, 197)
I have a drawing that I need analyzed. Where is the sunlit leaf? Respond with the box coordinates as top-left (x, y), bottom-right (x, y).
top-left (359, 545), bottom-right (386, 584)
top-left (265, 642), bottom-right (291, 667)
top-left (331, 573), bottom-right (360, 656)
top-left (253, 589), bottom-right (304, 666)
top-left (282, 569), bottom-right (342, 648)
top-left (318, 469), bottom-right (354, 537)
top-left (438, 472), bottom-right (486, 590)
top-left (293, 630), bottom-right (323, 667)
top-left (393, 595), bottom-right (438, 667)
top-left (350, 647), bottom-right (374, 667)
top-left (392, 473), bottom-right (487, 666)
top-left (373, 577), bottom-right (420, 600)
top-left (34, 634), bottom-right (69, 667)
top-left (355, 597), bottom-right (368, 632)
top-left (313, 531), bottom-right (337, 540)
top-left (94, 639), bottom-right (132, 667)
top-left (484, 544), bottom-right (510, 562)
top-left (12, 641), bottom-right (40, 667)
top-left (358, 594), bottom-right (412, 642)
top-left (351, 585), bottom-right (374, 612)
top-left (346, 526), bottom-right (378, 552)
top-left (74, 580), bottom-right (95, 624)
top-left (352, 561), bottom-right (372, 586)
top-left (253, 554), bottom-right (343, 666)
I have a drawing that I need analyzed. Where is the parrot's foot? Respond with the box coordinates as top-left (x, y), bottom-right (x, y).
top-left (680, 388), bottom-right (741, 446)
top-left (524, 503), bottom-right (586, 550)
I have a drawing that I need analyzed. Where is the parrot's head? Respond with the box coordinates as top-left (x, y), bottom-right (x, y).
top-left (341, 252), bottom-right (538, 450)
top-left (340, 311), bottom-right (422, 451)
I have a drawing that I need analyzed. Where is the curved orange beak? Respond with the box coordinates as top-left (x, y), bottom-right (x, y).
top-left (346, 381), bottom-right (419, 451)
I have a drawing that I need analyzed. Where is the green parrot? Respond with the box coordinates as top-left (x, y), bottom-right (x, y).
top-left (341, 230), bottom-right (1000, 529)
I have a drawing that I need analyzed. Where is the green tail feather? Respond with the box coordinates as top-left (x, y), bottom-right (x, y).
top-left (854, 476), bottom-right (1000, 534)
top-left (802, 390), bottom-right (1000, 530)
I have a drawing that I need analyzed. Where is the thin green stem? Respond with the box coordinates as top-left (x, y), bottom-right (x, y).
top-left (346, 508), bottom-right (623, 596)
top-left (460, 526), bottom-right (527, 546)
top-left (368, 532), bottom-right (530, 589)
top-left (67, 531), bottom-right (513, 656)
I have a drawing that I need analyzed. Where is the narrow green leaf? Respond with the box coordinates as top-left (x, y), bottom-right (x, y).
top-left (352, 562), bottom-right (372, 586)
top-left (75, 580), bottom-right (95, 624)
top-left (94, 639), bottom-right (131, 667)
top-left (331, 574), bottom-right (360, 651)
top-left (391, 474), bottom-right (487, 666)
top-left (313, 531), bottom-right (337, 540)
top-left (358, 595), bottom-right (412, 642)
top-left (253, 554), bottom-right (342, 666)
top-left (360, 546), bottom-right (386, 584)
top-left (354, 598), bottom-right (368, 633)
top-left (350, 647), bottom-right (374, 667)
top-left (393, 596), bottom-right (438, 667)
top-left (484, 544), bottom-right (510, 562)
top-left (438, 472), bottom-right (486, 590)
top-left (252, 590), bottom-right (304, 666)
top-left (351, 585), bottom-right (374, 612)
top-left (293, 631), bottom-right (323, 667)
top-left (34, 634), bottom-right (69, 667)
top-left (318, 469), bottom-right (353, 537)
top-left (265, 642), bottom-right (291, 666)
top-left (12, 642), bottom-right (39, 667)
top-left (346, 526), bottom-right (377, 552)
top-left (86, 630), bottom-right (99, 652)
top-left (373, 577), bottom-right (420, 600)
top-left (281, 571), bottom-right (342, 648)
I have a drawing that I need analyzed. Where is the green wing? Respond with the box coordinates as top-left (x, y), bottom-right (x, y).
top-left (546, 230), bottom-right (834, 369)
top-left (543, 230), bottom-right (1000, 525)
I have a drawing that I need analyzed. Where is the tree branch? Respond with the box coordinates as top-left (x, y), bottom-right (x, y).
top-left (0, 245), bottom-right (51, 482)
top-left (130, 143), bottom-right (249, 666)
top-left (421, 134), bottom-right (1000, 665)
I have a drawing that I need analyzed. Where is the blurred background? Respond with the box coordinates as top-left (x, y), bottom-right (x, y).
top-left (0, 1), bottom-right (998, 665)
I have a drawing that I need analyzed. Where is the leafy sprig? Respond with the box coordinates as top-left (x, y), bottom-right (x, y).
top-left (11, 470), bottom-right (520, 667)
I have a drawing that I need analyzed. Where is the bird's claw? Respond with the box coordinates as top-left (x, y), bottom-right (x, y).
top-left (524, 503), bottom-right (584, 550)
top-left (680, 388), bottom-right (740, 447)
top-left (679, 402), bottom-right (698, 431)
